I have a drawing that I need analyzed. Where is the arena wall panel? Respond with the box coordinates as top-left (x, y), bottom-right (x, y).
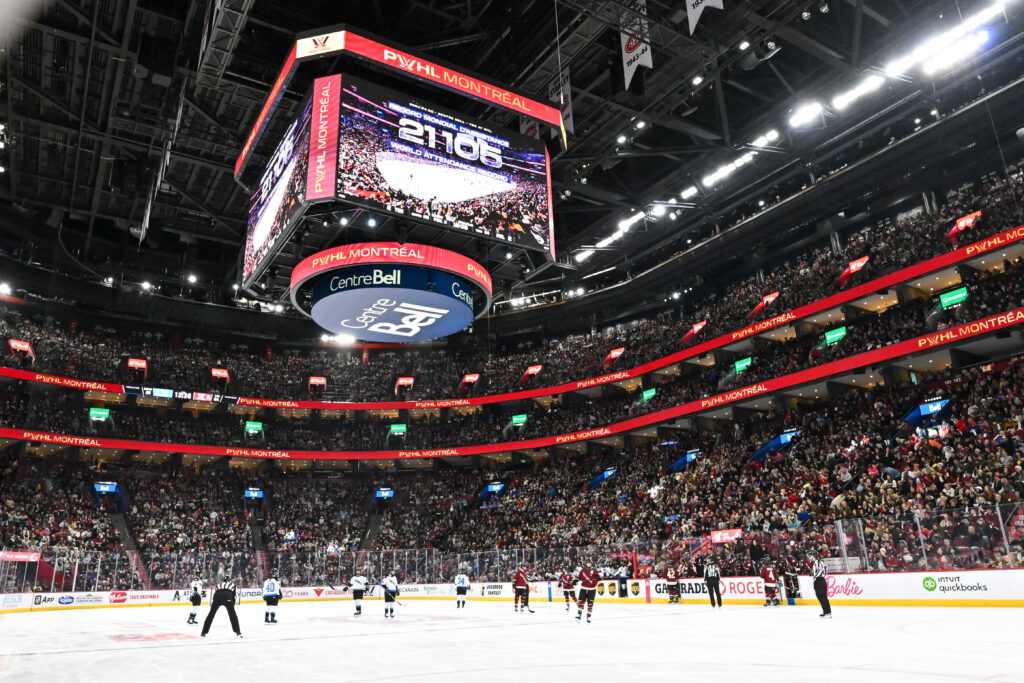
top-left (5, 570), bottom-right (1022, 614)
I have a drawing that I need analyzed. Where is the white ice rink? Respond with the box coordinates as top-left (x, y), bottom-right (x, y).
top-left (0, 600), bottom-right (1017, 682)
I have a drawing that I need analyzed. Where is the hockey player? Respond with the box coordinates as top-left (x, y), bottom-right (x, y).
top-left (454, 572), bottom-right (470, 608)
top-left (262, 573), bottom-right (281, 623)
top-left (558, 568), bottom-right (577, 611)
top-left (665, 564), bottom-right (680, 604)
top-left (187, 572), bottom-right (203, 624)
top-left (512, 565), bottom-right (533, 613)
top-left (575, 560), bottom-right (600, 623)
top-left (200, 578), bottom-right (242, 638)
top-left (348, 572), bottom-right (367, 616)
top-left (760, 562), bottom-right (780, 607)
top-left (381, 571), bottom-right (399, 618)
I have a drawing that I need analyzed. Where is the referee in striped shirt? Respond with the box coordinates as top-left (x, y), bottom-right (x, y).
top-left (811, 556), bottom-right (832, 619)
top-left (703, 556), bottom-right (722, 608)
top-left (201, 578), bottom-right (243, 638)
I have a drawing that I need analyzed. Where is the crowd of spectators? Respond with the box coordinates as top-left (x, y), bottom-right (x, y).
top-left (1, 166), bottom-right (1023, 588)
top-left (11, 255), bottom-right (1024, 456)
top-left (1, 166), bottom-right (1020, 403)
top-left (1, 354), bottom-right (1022, 589)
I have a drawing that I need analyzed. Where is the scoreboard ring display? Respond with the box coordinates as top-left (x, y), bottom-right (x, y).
top-left (289, 242), bottom-right (492, 342)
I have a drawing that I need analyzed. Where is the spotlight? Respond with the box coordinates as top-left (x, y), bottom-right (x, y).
top-left (104, 276), bottom-right (114, 285)
top-left (818, 1), bottom-right (829, 13)
top-left (738, 40), bottom-right (750, 50)
top-left (914, 117), bottom-right (921, 125)
top-left (505, 251), bottom-right (513, 260)
top-left (616, 134), bottom-right (627, 144)
top-left (576, 287), bottom-right (584, 296)
top-left (0, 283), bottom-right (10, 295)
top-left (691, 75), bottom-right (704, 86)
top-left (672, 291), bottom-right (680, 300)
top-left (930, 108), bottom-right (939, 116)
top-left (789, 101), bottom-right (823, 128)
top-left (367, 217), bottom-right (377, 227)
top-left (801, 10), bottom-right (811, 20)
top-left (340, 217), bottom-right (349, 226)
top-left (187, 274), bottom-right (197, 284)
top-left (232, 284), bottom-right (239, 291)
top-left (141, 281), bottom-right (151, 291)
top-left (758, 200), bottom-right (765, 207)
top-left (635, 120), bottom-right (646, 130)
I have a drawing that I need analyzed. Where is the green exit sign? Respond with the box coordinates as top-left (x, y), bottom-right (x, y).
top-left (245, 421), bottom-right (263, 432)
top-left (734, 357), bottom-right (752, 373)
top-left (89, 407), bottom-right (110, 420)
top-left (939, 287), bottom-right (968, 310)
top-left (511, 414), bottom-right (528, 426)
top-left (390, 424), bottom-right (407, 435)
top-left (825, 326), bottom-right (848, 346)
top-left (642, 388), bottom-right (657, 401)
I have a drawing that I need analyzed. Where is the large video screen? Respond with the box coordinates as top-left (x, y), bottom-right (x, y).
top-left (243, 97), bottom-right (312, 286)
top-left (334, 76), bottom-right (554, 257)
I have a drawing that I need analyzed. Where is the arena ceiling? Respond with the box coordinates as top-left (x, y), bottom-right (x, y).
top-left (0, 0), bottom-right (1022, 330)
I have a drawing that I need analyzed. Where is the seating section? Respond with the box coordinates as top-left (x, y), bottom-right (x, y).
top-left (9, 257), bottom-right (1024, 454)
top-left (2, 165), bottom-right (1023, 591)
top-left (1, 167), bottom-right (1020, 402)
top-left (3, 353), bottom-right (1022, 587)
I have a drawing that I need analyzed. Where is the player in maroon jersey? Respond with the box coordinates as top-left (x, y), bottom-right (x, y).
top-left (760, 561), bottom-right (780, 607)
top-left (558, 568), bottom-right (577, 611)
top-left (575, 560), bottom-right (600, 623)
top-left (665, 564), bottom-right (679, 604)
top-left (513, 565), bottom-right (533, 613)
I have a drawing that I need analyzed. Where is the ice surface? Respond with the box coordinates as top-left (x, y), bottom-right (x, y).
top-left (376, 152), bottom-right (515, 203)
top-left (0, 600), bottom-right (1016, 682)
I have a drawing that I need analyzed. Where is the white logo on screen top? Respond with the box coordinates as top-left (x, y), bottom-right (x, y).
top-left (340, 300), bottom-right (450, 338)
top-left (383, 49), bottom-right (441, 78)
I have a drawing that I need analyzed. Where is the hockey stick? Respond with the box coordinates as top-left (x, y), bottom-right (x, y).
top-left (374, 580), bottom-right (404, 606)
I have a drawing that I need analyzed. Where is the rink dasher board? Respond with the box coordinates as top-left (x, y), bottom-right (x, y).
top-left (3, 570), bottom-right (1023, 614)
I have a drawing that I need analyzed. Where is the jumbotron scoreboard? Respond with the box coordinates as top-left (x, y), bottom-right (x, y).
top-left (238, 27), bottom-right (565, 343)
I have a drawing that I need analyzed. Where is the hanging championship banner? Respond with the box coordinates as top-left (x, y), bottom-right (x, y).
top-left (687, 0), bottom-right (724, 35)
top-left (547, 67), bottom-right (574, 137)
top-left (519, 117), bottom-right (540, 140)
top-left (619, 0), bottom-right (653, 90)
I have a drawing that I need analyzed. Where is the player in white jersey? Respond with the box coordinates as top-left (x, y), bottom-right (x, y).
top-left (262, 573), bottom-right (281, 624)
top-left (347, 574), bottom-right (368, 616)
top-left (381, 572), bottom-right (399, 618)
top-left (454, 573), bottom-right (470, 608)
top-left (187, 572), bottom-right (203, 624)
